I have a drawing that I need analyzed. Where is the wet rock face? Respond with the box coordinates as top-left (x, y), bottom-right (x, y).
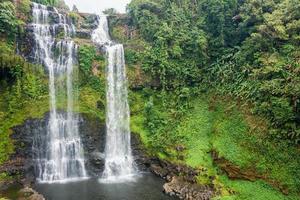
top-left (11, 112), bottom-right (107, 181)
top-left (19, 25), bottom-right (36, 62)
top-left (78, 114), bottom-right (106, 176)
top-left (75, 13), bottom-right (98, 39)
top-left (11, 116), bottom-right (48, 184)
top-left (130, 133), bottom-right (151, 171)
top-left (78, 13), bottom-right (98, 30)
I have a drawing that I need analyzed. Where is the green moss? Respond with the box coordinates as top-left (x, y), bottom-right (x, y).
top-left (214, 176), bottom-right (299, 200)
top-left (129, 91), bottom-right (151, 147)
top-left (178, 99), bottom-right (213, 168)
top-left (77, 86), bottom-right (105, 121)
top-left (0, 96), bottom-right (49, 164)
top-left (212, 104), bottom-right (255, 168)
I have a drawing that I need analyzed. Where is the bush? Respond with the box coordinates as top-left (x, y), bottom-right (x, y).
top-left (78, 45), bottom-right (97, 76)
top-left (16, 0), bottom-right (31, 22)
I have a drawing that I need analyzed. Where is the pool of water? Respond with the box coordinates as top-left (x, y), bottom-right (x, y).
top-left (35, 173), bottom-right (175, 200)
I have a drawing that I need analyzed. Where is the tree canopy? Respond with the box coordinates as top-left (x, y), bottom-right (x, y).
top-left (127, 0), bottom-right (300, 143)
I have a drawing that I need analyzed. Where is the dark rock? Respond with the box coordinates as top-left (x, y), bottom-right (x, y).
top-left (76, 29), bottom-right (92, 39)
top-left (0, 180), bottom-right (16, 192)
top-left (0, 157), bottom-right (26, 175)
top-left (78, 13), bottom-right (98, 30)
top-left (96, 100), bottom-right (105, 110)
top-left (148, 159), bottom-right (200, 184)
top-left (175, 145), bottom-right (185, 152)
top-left (76, 113), bottom-right (106, 176)
top-left (163, 176), bottom-right (214, 200)
top-left (150, 164), bottom-right (169, 178)
top-left (90, 151), bottom-right (105, 167)
top-left (18, 25), bottom-right (36, 62)
top-left (130, 133), bottom-right (152, 171)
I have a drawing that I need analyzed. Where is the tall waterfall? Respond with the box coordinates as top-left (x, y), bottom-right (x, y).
top-left (92, 16), bottom-right (137, 182)
top-left (31, 3), bottom-right (87, 183)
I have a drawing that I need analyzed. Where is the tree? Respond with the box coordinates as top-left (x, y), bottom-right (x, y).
top-left (0, 1), bottom-right (18, 38)
top-left (103, 8), bottom-right (118, 15)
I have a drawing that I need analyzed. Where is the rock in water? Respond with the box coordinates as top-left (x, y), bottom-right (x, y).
top-left (163, 176), bottom-right (214, 200)
top-left (18, 187), bottom-right (45, 200)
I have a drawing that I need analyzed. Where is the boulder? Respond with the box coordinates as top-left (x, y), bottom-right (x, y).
top-left (163, 176), bottom-right (214, 200)
top-left (18, 187), bottom-right (45, 200)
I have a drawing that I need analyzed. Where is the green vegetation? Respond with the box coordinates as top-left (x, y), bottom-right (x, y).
top-left (78, 44), bottom-right (106, 96)
top-left (76, 44), bottom-right (107, 120)
top-left (0, 41), bottom-right (48, 164)
top-left (0, 1), bottom-right (19, 39)
top-left (32, 0), bottom-right (65, 7)
top-left (127, 0), bottom-right (300, 144)
top-left (0, 1), bottom-right (105, 166)
top-left (0, 0), bottom-right (49, 165)
top-left (213, 178), bottom-right (295, 200)
top-left (121, 3), bottom-right (300, 195)
top-left (0, 0), bottom-right (32, 39)
top-left (0, 0), bottom-right (299, 199)
top-left (130, 90), bottom-right (300, 199)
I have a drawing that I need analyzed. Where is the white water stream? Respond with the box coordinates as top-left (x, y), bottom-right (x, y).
top-left (92, 15), bottom-right (137, 183)
top-left (31, 3), bottom-right (87, 183)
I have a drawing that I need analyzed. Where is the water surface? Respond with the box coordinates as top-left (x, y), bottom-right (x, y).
top-left (35, 173), bottom-right (175, 200)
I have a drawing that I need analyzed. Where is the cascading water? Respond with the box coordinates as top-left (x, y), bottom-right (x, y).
top-left (31, 3), bottom-right (87, 183)
top-left (92, 15), bottom-right (137, 182)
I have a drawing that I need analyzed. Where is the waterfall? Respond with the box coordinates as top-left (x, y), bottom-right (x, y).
top-left (92, 16), bottom-right (137, 183)
top-left (31, 3), bottom-right (87, 183)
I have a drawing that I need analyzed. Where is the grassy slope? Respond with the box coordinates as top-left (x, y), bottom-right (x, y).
top-left (130, 91), bottom-right (300, 200)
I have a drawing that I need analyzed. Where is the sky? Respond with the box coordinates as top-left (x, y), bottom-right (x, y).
top-left (64, 0), bottom-right (132, 14)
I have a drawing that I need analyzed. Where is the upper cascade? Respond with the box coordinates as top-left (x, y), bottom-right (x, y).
top-left (92, 15), bottom-right (112, 46)
top-left (31, 3), bottom-right (87, 183)
top-left (32, 3), bottom-right (75, 39)
top-left (92, 15), bottom-right (137, 183)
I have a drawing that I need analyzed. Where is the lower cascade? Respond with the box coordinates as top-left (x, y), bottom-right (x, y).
top-left (31, 3), bottom-right (87, 183)
top-left (92, 15), bottom-right (137, 182)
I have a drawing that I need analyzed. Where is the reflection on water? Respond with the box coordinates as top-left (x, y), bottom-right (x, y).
top-left (35, 173), bottom-right (175, 200)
